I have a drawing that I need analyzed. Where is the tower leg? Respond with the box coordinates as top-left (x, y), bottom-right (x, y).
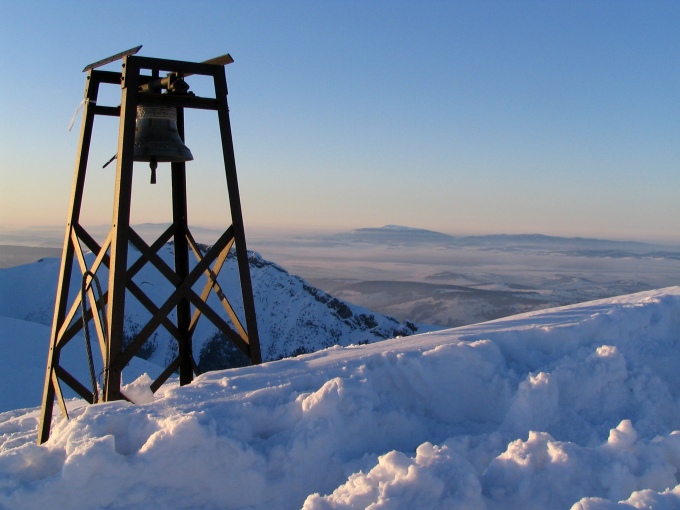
top-left (104, 57), bottom-right (140, 401)
top-left (172, 107), bottom-right (193, 384)
top-left (38, 73), bottom-right (100, 444)
top-left (213, 69), bottom-right (262, 363)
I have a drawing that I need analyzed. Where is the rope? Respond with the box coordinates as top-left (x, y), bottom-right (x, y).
top-left (80, 271), bottom-right (107, 403)
top-left (68, 98), bottom-right (95, 131)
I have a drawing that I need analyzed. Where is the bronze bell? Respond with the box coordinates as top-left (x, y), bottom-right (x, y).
top-left (134, 105), bottom-right (193, 183)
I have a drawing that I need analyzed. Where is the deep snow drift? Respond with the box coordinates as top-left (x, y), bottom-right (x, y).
top-left (2, 287), bottom-right (680, 509)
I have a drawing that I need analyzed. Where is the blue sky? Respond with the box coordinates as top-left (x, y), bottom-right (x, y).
top-left (1, 1), bottom-right (679, 242)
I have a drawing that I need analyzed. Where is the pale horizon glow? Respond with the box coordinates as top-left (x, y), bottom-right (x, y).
top-left (1, 1), bottom-right (679, 244)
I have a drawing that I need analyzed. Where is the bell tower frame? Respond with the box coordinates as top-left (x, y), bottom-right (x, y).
top-left (38, 48), bottom-right (262, 444)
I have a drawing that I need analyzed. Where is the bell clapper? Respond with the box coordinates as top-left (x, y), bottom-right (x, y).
top-left (150, 158), bottom-right (157, 184)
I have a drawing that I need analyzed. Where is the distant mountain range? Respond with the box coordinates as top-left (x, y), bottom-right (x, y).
top-left (4, 223), bottom-right (677, 254)
top-left (328, 225), bottom-right (680, 259)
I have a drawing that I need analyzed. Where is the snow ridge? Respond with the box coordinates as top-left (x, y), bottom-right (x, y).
top-left (2, 287), bottom-right (680, 509)
top-left (246, 251), bottom-right (422, 361)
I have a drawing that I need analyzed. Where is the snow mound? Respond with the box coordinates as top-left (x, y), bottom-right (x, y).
top-left (2, 287), bottom-right (680, 509)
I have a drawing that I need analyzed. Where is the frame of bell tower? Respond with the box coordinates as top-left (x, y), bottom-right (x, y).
top-left (37, 50), bottom-right (262, 444)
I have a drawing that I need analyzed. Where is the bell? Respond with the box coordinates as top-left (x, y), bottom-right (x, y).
top-left (134, 105), bottom-right (193, 183)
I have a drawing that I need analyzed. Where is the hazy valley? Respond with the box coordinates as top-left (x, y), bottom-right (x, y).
top-left (2, 224), bottom-right (680, 329)
top-left (250, 226), bottom-right (680, 327)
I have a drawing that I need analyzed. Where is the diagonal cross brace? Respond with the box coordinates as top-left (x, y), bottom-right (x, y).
top-left (186, 229), bottom-right (247, 341)
top-left (119, 226), bottom-right (251, 367)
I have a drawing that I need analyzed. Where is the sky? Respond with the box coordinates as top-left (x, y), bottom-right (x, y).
top-left (0, 1), bottom-right (679, 243)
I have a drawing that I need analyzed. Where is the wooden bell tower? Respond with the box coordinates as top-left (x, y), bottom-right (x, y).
top-left (38, 46), bottom-right (261, 444)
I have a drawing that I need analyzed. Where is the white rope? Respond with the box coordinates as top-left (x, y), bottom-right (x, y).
top-left (68, 98), bottom-right (95, 131)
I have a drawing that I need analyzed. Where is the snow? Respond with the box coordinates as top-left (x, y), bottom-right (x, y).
top-left (0, 316), bottom-right (163, 413)
top-left (2, 287), bottom-right (680, 508)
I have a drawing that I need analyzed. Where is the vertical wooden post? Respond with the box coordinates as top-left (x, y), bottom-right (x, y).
top-left (172, 107), bottom-right (193, 385)
top-left (103, 56), bottom-right (140, 401)
top-left (38, 72), bottom-right (100, 444)
top-left (213, 68), bottom-right (262, 363)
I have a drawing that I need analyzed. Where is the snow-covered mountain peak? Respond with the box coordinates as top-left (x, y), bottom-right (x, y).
top-left (0, 244), bottom-right (432, 376)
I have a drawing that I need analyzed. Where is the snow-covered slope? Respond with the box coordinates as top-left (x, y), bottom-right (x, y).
top-left (247, 252), bottom-right (426, 360)
top-left (0, 246), bottom-right (429, 369)
top-left (2, 287), bottom-right (680, 509)
top-left (0, 317), bottom-right (165, 412)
